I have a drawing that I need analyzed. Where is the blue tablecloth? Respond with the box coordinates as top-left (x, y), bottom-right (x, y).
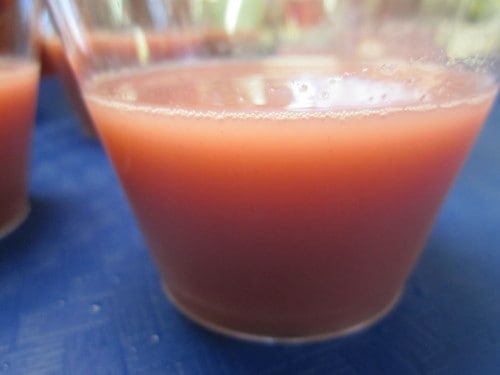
top-left (1, 79), bottom-right (499, 374)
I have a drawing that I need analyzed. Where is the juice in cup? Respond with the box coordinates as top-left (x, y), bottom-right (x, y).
top-left (0, 58), bottom-right (39, 237)
top-left (83, 58), bottom-right (497, 340)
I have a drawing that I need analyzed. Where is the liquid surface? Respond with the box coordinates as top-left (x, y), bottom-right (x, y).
top-left (86, 57), bottom-right (495, 115)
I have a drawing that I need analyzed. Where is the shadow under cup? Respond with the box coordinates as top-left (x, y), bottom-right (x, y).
top-left (0, 1), bottom-right (39, 239)
top-left (48, 0), bottom-right (499, 342)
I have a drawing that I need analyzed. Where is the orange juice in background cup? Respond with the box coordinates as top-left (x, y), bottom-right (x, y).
top-left (47, 0), bottom-right (499, 342)
top-left (0, 0), bottom-right (40, 238)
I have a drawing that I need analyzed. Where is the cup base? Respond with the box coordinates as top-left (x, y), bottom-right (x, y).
top-left (162, 282), bottom-right (402, 344)
top-left (0, 201), bottom-right (30, 240)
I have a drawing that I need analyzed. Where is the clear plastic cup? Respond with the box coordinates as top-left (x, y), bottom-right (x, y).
top-left (47, 0), bottom-right (499, 342)
top-left (0, 0), bottom-right (40, 238)
top-left (37, 4), bottom-right (97, 136)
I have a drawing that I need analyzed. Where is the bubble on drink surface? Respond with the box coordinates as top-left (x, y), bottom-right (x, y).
top-left (298, 83), bottom-right (309, 93)
top-left (380, 63), bottom-right (397, 75)
top-left (319, 90), bottom-right (329, 100)
top-left (328, 77), bottom-right (342, 85)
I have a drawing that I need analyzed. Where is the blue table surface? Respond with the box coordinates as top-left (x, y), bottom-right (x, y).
top-left (0, 79), bottom-right (499, 374)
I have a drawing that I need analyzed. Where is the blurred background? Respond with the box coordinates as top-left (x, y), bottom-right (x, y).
top-left (0, 0), bottom-right (499, 373)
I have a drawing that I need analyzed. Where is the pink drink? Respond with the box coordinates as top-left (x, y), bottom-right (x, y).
top-left (0, 59), bottom-right (39, 237)
top-left (84, 58), bottom-right (497, 340)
